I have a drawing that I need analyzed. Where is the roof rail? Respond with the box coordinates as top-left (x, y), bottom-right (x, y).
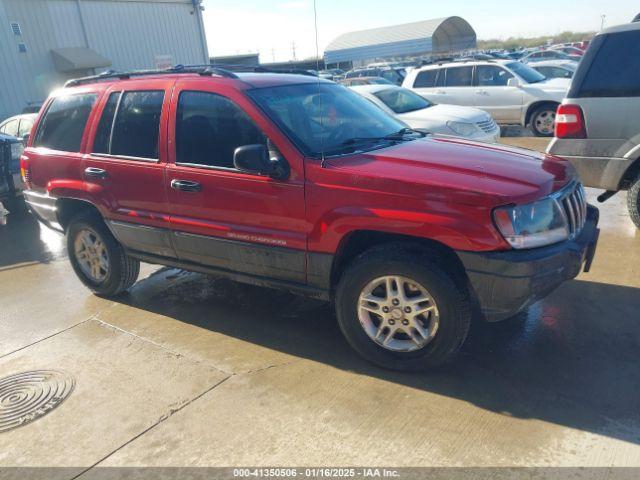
top-left (64, 63), bottom-right (316, 88)
top-left (209, 63), bottom-right (318, 77)
top-left (64, 64), bottom-right (239, 87)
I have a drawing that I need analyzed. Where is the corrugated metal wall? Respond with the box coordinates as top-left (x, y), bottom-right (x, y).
top-left (0, 0), bottom-right (209, 120)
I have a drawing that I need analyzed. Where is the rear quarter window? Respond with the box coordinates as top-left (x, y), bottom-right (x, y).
top-left (576, 31), bottom-right (640, 97)
top-left (413, 69), bottom-right (438, 88)
top-left (33, 93), bottom-right (97, 152)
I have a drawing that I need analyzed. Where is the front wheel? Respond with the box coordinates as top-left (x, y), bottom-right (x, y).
top-left (335, 245), bottom-right (471, 371)
top-left (530, 105), bottom-right (557, 137)
top-left (67, 212), bottom-right (140, 296)
top-left (627, 175), bottom-right (640, 229)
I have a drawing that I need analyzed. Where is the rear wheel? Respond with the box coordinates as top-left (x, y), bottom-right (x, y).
top-left (67, 212), bottom-right (139, 296)
top-left (530, 104), bottom-right (557, 137)
top-left (335, 244), bottom-right (471, 371)
top-left (627, 175), bottom-right (640, 229)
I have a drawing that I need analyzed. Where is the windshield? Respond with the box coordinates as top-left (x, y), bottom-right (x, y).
top-left (248, 83), bottom-right (406, 157)
top-left (506, 62), bottom-right (546, 84)
top-left (373, 88), bottom-right (433, 114)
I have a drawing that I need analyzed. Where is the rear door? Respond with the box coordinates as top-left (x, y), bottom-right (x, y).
top-left (83, 79), bottom-right (175, 257)
top-left (473, 65), bottom-right (523, 123)
top-left (410, 68), bottom-right (444, 103)
top-left (437, 66), bottom-right (476, 107)
top-left (165, 79), bottom-right (307, 283)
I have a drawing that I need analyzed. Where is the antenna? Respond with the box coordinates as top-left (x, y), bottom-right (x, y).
top-left (313, 0), bottom-right (326, 167)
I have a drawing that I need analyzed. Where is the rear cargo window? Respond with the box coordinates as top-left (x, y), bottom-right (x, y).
top-left (578, 31), bottom-right (640, 97)
top-left (413, 69), bottom-right (437, 88)
top-left (110, 91), bottom-right (164, 159)
top-left (33, 93), bottom-right (97, 152)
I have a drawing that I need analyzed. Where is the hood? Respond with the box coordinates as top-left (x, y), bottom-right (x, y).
top-left (532, 77), bottom-right (571, 90)
top-left (325, 137), bottom-right (574, 207)
top-left (399, 104), bottom-right (490, 124)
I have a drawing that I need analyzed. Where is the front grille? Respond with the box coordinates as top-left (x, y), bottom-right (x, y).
top-left (476, 118), bottom-right (497, 133)
top-left (558, 182), bottom-right (587, 239)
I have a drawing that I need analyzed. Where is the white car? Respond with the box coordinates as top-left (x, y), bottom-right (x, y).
top-left (350, 84), bottom-right (500, 143)
top-left (402, 60), bottom-right (571, 136)
top-left (530, 60), bottom-right (577, 79)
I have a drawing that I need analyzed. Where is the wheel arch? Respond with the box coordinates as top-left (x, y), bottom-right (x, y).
top-left (330, 230), bottom-right (468, 291)
top-left (620, 155), bottom-right (640, 190)
top-left (55, 198), bottom-right (102, 232)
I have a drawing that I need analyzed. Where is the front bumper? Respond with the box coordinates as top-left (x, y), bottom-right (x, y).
top-left (457, 205), bottom-right (600, 322)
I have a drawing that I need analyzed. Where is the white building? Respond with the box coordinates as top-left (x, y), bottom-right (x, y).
top-left (0, 0), bottom-right (209, 120)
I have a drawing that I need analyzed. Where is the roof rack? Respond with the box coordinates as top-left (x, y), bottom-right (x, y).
top-left (64, 64), bottom-right (241, 87)
top-left (64, 63), bottom-right (317, 87)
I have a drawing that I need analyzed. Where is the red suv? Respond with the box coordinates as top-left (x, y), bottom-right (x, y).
top-left (22, 67), bottom-right (599, 370)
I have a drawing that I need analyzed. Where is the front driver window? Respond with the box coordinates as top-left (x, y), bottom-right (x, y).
top-left (476, 66), bottom-right (514, 87)
top-left (176, 91), bottom-right (267, 169)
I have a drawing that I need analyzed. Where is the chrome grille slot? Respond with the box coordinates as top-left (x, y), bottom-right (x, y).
top-left (476, 119), bottom-right (497, 133)
top-left (558, 183), bottom-right (587, 239)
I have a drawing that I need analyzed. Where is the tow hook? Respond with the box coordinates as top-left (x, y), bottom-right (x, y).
top-left (0, 201), bottom-right (8, 226)
top-left (597, 190), bottom-right (618, 203)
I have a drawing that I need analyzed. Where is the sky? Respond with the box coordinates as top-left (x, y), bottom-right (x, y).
top-left (201, 0), bottom-right (637, 62)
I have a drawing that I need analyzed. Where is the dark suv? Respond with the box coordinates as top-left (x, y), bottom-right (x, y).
top-left (22, 67), bottom-right (599, 370)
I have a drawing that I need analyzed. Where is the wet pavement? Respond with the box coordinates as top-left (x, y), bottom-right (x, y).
top-left (0, 137), bottom-right (639, 473)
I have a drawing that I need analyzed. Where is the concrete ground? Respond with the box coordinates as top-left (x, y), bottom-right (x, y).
top-left (0, 136), bottom-right (639, 476)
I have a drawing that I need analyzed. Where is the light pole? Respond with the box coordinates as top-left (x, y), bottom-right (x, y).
top-left (600, 14), bottom-right (606, 30)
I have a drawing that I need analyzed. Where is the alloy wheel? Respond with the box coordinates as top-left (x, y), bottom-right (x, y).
top-left (357, 275), bottom-right (440, 352)
top-left (74, 228), bottom-right (109, 283)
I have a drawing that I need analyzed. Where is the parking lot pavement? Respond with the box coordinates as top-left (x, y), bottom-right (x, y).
top-left (1, 138), bottom-right (639, 472)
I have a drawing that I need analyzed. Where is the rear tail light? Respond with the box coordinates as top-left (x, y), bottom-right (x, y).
top-left (20, 156), bottom-right (32, 188)
top-left (555, 104), bottom-right (586, 139)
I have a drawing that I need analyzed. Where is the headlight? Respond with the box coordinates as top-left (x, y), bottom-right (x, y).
top-left (493, 197), bottom-right (569, 249)
top-left (446, 121), bottom-right (478, 137)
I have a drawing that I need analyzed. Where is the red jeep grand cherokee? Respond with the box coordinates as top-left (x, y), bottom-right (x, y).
top-left (22, 67), bottom-right (599, 370)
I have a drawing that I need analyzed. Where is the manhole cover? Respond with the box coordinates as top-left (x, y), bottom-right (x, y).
top-left (0, 370), bottom-right (75, 433)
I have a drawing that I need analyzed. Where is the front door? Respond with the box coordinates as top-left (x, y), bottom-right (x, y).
top-left (165, 80), bottom-right (307, 283)
top-left (83, 79), bottom-right (174, 257)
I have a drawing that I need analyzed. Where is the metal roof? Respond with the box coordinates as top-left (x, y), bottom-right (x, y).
top-left (325, 16), bottom-right (476, 64)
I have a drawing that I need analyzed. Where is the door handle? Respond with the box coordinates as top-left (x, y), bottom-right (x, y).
top-left (435, 90), bottom-right (446, 94)
top-left (476, 90), bottom-right (489, 95)
top-left (171, 179), bottom-right (201, 192)
top-left (84, 167), bottom-right (108, 179)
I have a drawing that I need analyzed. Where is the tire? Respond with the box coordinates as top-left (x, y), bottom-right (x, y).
top-left (335, 244), bottom-right (471, 371)
top-left (530, 104), bottom-right (558, 137)
top-left (627, 175), bottom-right (640, 229)
top-left (66, 211), bottom-right (140, 296)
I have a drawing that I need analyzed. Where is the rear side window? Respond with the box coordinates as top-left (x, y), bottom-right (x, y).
top-left (18, 118), bottom-right (33, 137)
top-left (176, 91), bottom-right (266, 169)
top-left (1, 119), bottom-right (19, 136)
top-left (578, 31), bottom-right (640, 97)
top-left (413, 69), bottom-right (437, 88)
top-left (33, 93), bottom-right (97, 152)
top-left (445, 67), bottom-right (473, 87)
top-left (110, 91), bottom-right (164, 159)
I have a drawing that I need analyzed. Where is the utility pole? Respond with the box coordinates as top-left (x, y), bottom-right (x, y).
top-left (600, 14), bottom-right (606, 30)
top-left (291, 41), bottom-right (297, 61)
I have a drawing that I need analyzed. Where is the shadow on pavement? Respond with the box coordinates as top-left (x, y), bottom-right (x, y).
top-left (0, 199), bottom-right (66, 270)
top-left (114, 268), bottom-right (640, 447)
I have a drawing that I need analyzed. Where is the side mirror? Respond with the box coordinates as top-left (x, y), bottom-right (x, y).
top-left (21, 133), bottom-right (30, 146)
top-left (233, 144), bottom-right (289, 180)
top-left (507, 77), bottom-right (521, 87)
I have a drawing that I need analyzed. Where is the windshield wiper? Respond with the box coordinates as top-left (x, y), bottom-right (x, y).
top-left (320, 128), bottom-right (426, 157)
top-left (340, 128), bottom-right (426, 146)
